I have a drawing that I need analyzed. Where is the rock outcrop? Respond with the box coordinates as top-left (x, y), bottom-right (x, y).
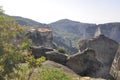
top-left (66, 48), bottom-right (102, 77)
top-left (26, 27), bottom-right (56, 49)
top-left (42, 60), bottom-right (79, 78)
top-left (42, 61), bottom-right (106, 80)
top-left (46, 51), bottom-right (68, 64)
top-left (79, 35), bottom-right (119, 79)
top-left (53, 36), bottom-right (77, 53)
top-left (110, 46), bottom-right (120, 80)
top-left (30, 46), bottom-right (53, 58)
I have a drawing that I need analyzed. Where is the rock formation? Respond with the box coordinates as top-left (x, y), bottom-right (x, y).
top-left (42, 60), bottom-right (79, 78)
top-left (30, 46), bottom-right (53, 58)
top-left (94, 27), bottom-right (102, 37)
top-left (79, 35), bottom-right (119, 79)
top-left (46, 51), bottom-right (68, 64)
top-left (66, 48), bottom-right (102, 77)
top-left (110, 46), bottom-right (120, 80)
top-left (26, 27), bottom-right (56, 49)
top-left (42, 60), bottom-right (106, 80)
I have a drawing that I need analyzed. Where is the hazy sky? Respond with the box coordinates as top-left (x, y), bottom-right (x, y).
top-left (0, 0), bottom-right (120, 24)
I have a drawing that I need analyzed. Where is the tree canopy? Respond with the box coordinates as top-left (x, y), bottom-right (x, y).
top-left (0, 7), bottom-right (31, 80)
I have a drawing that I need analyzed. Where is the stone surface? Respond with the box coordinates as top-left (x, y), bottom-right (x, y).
top-left (110, 46), bottom-right (120, 80)
top-left (30, 46), bottom-right (53, 58)
top-left (67, 48), bottom-right (102, 77)
top-left (79, 35), bottom-right (119, 79)
top-left (46, 51), bottom-right (68, 64)
top-left (26, 27), bottom-right (56, 49)
top-left (42, 60), bottom-right (79, 78)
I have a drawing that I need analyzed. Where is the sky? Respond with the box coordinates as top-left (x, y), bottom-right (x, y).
top-left (0, 0), bottom-right (120, 24)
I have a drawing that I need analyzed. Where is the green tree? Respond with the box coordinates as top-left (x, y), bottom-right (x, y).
top-left (0, 7), bottom-right (31, 80)
top-left (25, 56), bottom-right (45, 80)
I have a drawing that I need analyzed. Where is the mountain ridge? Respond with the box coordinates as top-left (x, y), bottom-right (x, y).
top-left (13, 16), bottom-right (120, 53)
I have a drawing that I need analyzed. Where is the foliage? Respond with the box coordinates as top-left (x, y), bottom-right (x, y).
top-left (24, 56), bottom-right (45, 80)
top-left (37, 67), bottom-right (73, 80)
top-left (0, 7), bottom-right (31, 80)
top-left (57, 47), bottom-right (66, 54)
top-left (25, 56), bottom-right (46, 68)
top-left (12, 56), bottom-right (45, 80)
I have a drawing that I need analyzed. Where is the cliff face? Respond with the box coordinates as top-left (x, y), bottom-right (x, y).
top-left (110, 46), bottom-right (120, 80)
top-left (26, 27), bottom-right (56, 49)
top-left (14, 16), bottom-right (120, 53)
top-left (48, 20), bottom-right (120, 53)
top-left (66, 48), bottom-right (102, 77)
top-left (79, 35), bottom-right (119, 79)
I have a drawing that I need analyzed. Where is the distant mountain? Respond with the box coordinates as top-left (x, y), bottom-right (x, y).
top-left (49, 19), bottom-right (120, 44)
top-left (98, 23), bottom-right (120, 42)
top-left (13, 16), bottom-right (46, 27)
top-left (48, 19), bottom-right (97, 47)
top-left (13, 16), bottom-right (120, 53)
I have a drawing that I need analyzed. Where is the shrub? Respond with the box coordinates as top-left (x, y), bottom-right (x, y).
top-left (57, 47), bottom-right (65, 54)
top-left (0, 7), bottom-right (31, 80)
top-left (37, 67), bottom-right (73, 80)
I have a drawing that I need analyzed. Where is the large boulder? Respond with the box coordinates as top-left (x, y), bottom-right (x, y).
top-left (66, 48), bottom-right (102, 77)
top-left (42, 60), bottom-right (79, 78)
top-left (31, 46), bottom-right (53, 58)
top-left (46, 51), bottom-right (68, 64)
top-left (26, 27), bottom-right (57, 49)
top-left (79, 35), bottom-right (119, 79)
top-left (42, 61), bottom-right (106, 80)
top-left (110, 46), bottom-right (120, 80)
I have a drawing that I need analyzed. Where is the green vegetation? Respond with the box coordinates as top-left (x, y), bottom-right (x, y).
top-left (0, 7), bottom-right (31, 80)
top-left (13, 16), bottom-right (44, 27)
top-left (38, 67), bottom-right (73, 80)
top-left (57, 47), bottom-right (66, 54)
top-left (12, 56), bottom-right (45, 80)
top-left (25, 56), bottom-right (46, 80)
top-left (25, 56), bottom-right (46, 68)
top-left (13, 65), bottom-right (74, 80)
top-left (0, 8), bottom-right (76, 80)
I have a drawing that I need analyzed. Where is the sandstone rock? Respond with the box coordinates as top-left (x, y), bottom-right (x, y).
top-left (66, 48), bottom-right (102, 77)
top-left (79, 35), bottom-right (119, 79)
top-left (46, 51), bottom-right (68, 64)
top-left (30, 46), bottom-right (53, 58)
top-left (26, 27), bottom-right (56, 49)
top-left (42, 60), bottom-right (79, 78)
top-left (110, 46), bottom-right (120, 80)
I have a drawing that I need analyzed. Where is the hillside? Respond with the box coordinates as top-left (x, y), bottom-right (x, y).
top-left (49, 19), bottom-right (120, 44)
top-left (13, 16), bottom-right (46, 27)
top-left (48, 19), bottom-right (97, 47)
top-left (13, 16), bottom-right (120, 53)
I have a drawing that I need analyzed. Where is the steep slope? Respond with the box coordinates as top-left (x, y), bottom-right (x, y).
top-left (79, 35), bottom-right (119, 79)
top-left (13, 16), bottom-right (120, 53)
top-left (98, 23), bottom-right (120, 42)
top-left (49, 19), bottom-right (120, 44)
top-left (49, 19), bottom-right (97, 47)
top-left (13, 16), bottom-right (46, 27)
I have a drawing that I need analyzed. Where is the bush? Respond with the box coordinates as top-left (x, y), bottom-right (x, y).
top-left (57, 47), bottom-right (65, 54)
top-left (25, 56), bottom-right (46, 68)
top-left (0, 7), bottom-right (31, 80)
top-left (37, 67), bottom-right (73, 80)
